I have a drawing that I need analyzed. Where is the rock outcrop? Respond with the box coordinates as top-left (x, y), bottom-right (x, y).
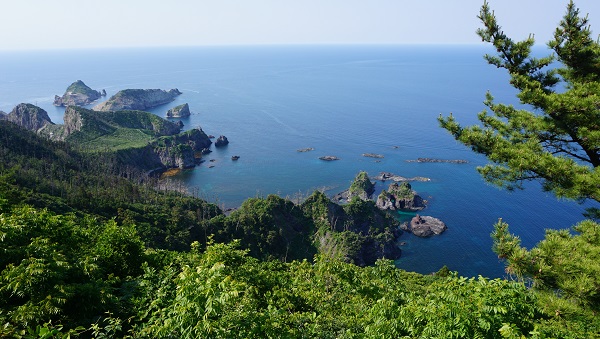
top-left (53, 80), bottom-right (105, 106)
top-left (319, 156), bottom-right (339, 161)
top-left (4, 103), bottom-right (54, 132)
top-left (334, 171), bottom-right (375, 203)
top-left (401, 215), bottom-right (447, 237)
top-left (215, 135), bottom-right (229, 147)
top-left (94, 88), bottom-right (182, 111)
top-left (166, 103), bottom-right (191, 118)
top-left (376, 182), bottom-right (425, 211)
top-left (406, 158), bottom-right (468, 164)
top-left (373, 172), bottom-right (431, 182)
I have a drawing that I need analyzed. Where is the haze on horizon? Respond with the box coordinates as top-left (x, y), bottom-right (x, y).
top-left (1, 0), bottom-right (599, 51)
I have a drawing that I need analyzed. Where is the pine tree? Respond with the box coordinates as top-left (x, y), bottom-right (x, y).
top-left (439, 1), bottom-right (600, 206)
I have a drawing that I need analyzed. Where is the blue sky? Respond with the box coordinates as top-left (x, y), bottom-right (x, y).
top-left (1, 0), bottom-right (599, 50)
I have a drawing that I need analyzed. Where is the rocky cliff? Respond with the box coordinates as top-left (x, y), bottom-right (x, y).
top-left (376, 182), bottom-right (426, 211)
top-left (53, 80), bottom-right (105, 106)
top-left (166, 103), bottom-right (191, 118)
top-left (3, 103), bottom-right (54, 132)
top-left (94, 88), bottom-right (182, 111)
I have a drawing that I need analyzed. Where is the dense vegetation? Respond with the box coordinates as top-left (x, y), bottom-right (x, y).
top-left (1, 1), bottom-right (600, 337)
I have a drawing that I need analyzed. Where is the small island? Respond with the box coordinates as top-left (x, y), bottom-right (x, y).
top-left (53, 80), bottom-right (106, 107)
top-left (166, 103), bottom-right (191, 118)
top-left (297, 147), bottom-right (315, 152)
top-left (319, 156), bottom-right (339, 161)
top-left (362, 153), bottom-right (384, 159)
top-left (407, 158), bottom-right (468, 164)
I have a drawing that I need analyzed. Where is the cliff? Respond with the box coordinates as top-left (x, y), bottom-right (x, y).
top-left (94, 88), bottom-right (182, 111)
top-left (3, 103), bottom-right (54, 132)
top-left (53, 80), bottom-right (105, 106)
top-left (166, 103), bottom-right (191, 118)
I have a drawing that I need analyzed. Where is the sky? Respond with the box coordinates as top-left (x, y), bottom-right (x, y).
top-left (1, 0), bottom-right (599, 51)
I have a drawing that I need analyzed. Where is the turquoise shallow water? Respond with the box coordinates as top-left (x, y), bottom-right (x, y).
top-left (0, 45), bottom-right (594, 278)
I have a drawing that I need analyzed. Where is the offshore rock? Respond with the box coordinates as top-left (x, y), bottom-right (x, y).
top-left (376, 182), bottom-right (425, 211)
top-left (5, 103), bottom-right (54, 132)
top-left (319, 156), bottom-right (339, 161)
top-left (373, 172), bottom-right (431, 182)
top-left (53, 80), bottom-right (105, 107)
top-left (401, 215), bottom-right (447, 237)
top-left (94, 88), bottom-right (182, 111)
top-left (406, 158), bottom-right (468, 164)
top-left (166, 103), bottom-right (191, 118)
top-left (215, 135), bottom-right (229, 147)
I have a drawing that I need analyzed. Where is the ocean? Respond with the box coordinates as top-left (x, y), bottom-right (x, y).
top-left (0, 45), bottom-right (593, 278)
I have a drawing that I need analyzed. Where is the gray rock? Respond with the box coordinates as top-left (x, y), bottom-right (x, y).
top-left (215, 135), bottom-right (229, 147)
top-left (401, 215), bottom-right (447, 237)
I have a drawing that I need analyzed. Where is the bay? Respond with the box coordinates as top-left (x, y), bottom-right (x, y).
top-left (0, 45), bottom-right (592, 278)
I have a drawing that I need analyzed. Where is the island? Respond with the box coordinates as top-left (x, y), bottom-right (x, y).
top-left (94, 88), bottom-right (182, 111)
top-left (319, 156), bottom-right (339, 161)
top-left (215, 135), bottom-right (229, 147)
top-left (166, 103), bottom-right (191, 118)
top-left (54, 80), bottom-right (106, 107)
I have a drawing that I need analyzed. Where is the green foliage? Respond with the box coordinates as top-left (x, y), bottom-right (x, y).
top-left (348, 171), bottom-right (375, 197)
top-left (439, 1), bottom-right (600, 204)
top-left (0, 205), bottom-right (144, 334)
top-left (388, 182), bottom-right (414, 199)
top-left (491, 219), bottom-right (600, 337)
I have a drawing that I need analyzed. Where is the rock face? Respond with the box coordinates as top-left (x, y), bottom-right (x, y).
top-left (401, 215), bottom-right (447, 237)
top-left (215, 135), bottom-right (229, 147)
top-left (4, 103), bottom-right (54, 132)
top-left (376, 182), bottom-right (425, 211)
top-left (94, 88), bottom-right (182, 111)
top-left (166, 103), bottom-right (191, 118)
top-left (53, 80), bottom-right (105, 106)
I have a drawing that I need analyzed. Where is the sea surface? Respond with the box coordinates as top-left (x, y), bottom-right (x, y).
top-left (0, 45), bottom-right (593, 278)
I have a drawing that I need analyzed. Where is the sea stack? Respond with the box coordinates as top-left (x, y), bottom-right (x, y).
top-left (166, 103), bottom-right (191, 118)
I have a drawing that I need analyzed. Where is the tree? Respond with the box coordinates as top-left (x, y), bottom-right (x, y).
top-left (439, 1), bottom-right (600, 206)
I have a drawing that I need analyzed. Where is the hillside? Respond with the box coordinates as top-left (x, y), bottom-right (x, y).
top-left (0, 120), bottom-right (598, 337)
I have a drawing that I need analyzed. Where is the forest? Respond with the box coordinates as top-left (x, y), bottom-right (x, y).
top-left (2, 1), bottom-right (600, 338)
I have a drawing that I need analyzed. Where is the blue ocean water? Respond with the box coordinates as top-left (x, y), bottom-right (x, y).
top-left (0, 45), bottom-right (593, 278)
